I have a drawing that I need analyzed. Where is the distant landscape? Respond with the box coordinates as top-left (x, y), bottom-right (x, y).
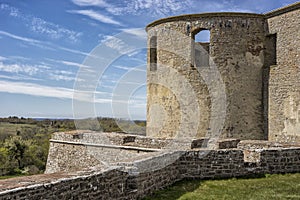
top-left (0, 116), bottom-right (146, 177)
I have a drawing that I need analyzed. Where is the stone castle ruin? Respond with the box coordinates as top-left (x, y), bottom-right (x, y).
top-left (0, 3), bottom-right (299, 199)
top-left (146, 3), bottom-right (299, 143)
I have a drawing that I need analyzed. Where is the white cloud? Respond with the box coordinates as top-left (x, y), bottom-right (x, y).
top-left (54, 70), bottom-right (75, 75)
top-left (0, 30), bottom-right (90, 57)
top-left (0, 56), bottom-right (7, 61)
top-left (59, 60), bottom-right (92, 68)
top-left (120, 28), bottom-right (147, 39)
top-left (74, 89), bottom-right (112, 103)
top-left (49, 69), bottom-right (77, 82)
top-left (0, 74), bottom-right (42, 81)
top-left (69, 0), bottom-right (287, 18)
top-left (94, 98), bottom-right (113, 103)
top-left (113, 65), bottom-right (146, 72)
top-left (0, 30), bottom-right (56, 51)
top-left (0, 62), bottom-right (39, 75)
top-left (0, 3), bottom-right (21, 17)
top-left (72, 0), bottom-right (109, 7)
top-left (105, 0), bottom-right (192, 16)
top-left (30, 17), bottom-right (82, 43)
top-left (0, 61), bottom-right (77, 82)
top-left (1, 4), bottom-right (82, 43)
top-left (56, 46), bottom-right (91, 57)
top-left (49, 74), bottom-right (76, 81)
top-left (8, 56), bottom-right (31, 61)
top-left (101, 35), bottom-right (135, 54)
top-left (46, 59), bottom-right (95, 73)
top-left (68, 10), bottom-right (121, 25)
top-left (0, 79), bottom-right (143, 107)
top-left (0, 30), bottom-right (42, 45)
top-left (0, 80), bottom-right (74, 99)
top-left (70, 0), bottom-right (189, 16)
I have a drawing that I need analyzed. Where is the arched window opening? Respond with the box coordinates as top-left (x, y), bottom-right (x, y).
top-left (150, 36), bottom-right (157, 71)
top-left (194, 30), bottom-right (210, 43)
top-left (193, 29), bottom-right (210, 68)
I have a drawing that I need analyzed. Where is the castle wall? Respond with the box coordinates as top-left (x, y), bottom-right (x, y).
top-left (0, 168), bottom-right (130, 200)
top-left (1, 147), bottom-right (300, 199)
top-left (266, 4), bottom-right (300, 143)
top-left (146, 14), bottom-right (266, 140)
top-left (45, 132), bottom-right (163, 173)
top-left (45, 141), bottom-right (103, 174)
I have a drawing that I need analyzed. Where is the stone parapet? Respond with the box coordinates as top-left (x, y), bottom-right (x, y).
top-left (1, 146), bottom-right (300, 199)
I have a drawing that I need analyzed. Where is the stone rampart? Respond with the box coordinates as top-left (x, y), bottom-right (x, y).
top-left (146, 13), bottom-right (267, 140)
top-left (0, 167), bottom-right (131, 200)
top-left (1, 145), bottom-right (300, 199)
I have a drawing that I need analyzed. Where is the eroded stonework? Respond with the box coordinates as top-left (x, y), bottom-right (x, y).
top-left (146, 3), bottom-right (300, 143)
top-left (267, 6), bottom-right (300, 143)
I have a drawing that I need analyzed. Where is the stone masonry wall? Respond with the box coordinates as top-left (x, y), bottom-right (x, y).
top-left (146, 13), bottom-right (266, 140)
top-left (45, 132), bottom-right (165, 174)
top-left (0, 167), bottom-right (131, 200)
top-left (180, 149), bottom-right (246, 179)
top-left (1, 147), bottom-right (300, 199)
top-left (45, 132), bottom-right (242, 174)
top-left (45, 141), bottom-right (103, 174)
top-left (266, 4), bottom-right (300, 143)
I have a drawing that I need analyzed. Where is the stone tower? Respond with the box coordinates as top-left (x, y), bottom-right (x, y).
top-left (146, 2), bottom-right (300, 142)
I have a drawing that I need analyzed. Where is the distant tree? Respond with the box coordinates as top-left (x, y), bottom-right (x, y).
top-left (19, 127), bottom-right (36, 140)
top-left (4, 136), bottom-right (27, 170)
top-left (0, 147), bottom-right (13, 175)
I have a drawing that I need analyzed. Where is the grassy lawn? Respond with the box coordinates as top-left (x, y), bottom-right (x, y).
top-left (144, 173), bottom-right (300, 200)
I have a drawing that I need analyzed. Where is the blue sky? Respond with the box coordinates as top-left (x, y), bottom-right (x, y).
top-left (0, 0), bottom-right (298, 119)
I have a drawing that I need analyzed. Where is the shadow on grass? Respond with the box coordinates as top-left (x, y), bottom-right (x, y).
top-left (143, 174), bottom-right (267, 200)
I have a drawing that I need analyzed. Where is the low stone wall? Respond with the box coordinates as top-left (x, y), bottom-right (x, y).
top-left (45, 139), bottom-right (162, 173)
top-left (46, 132), bottom-right (212, 173)
top-left (260, 148), bottom-right (300, 174)
top-left (118, 151), bottom-right (183, 198)
top-left (180, 149), bottom-right (246, 179)
top-left (0, 167), bottom-right (130, 200)
top-left (1, 147), bottom-right (300, 199)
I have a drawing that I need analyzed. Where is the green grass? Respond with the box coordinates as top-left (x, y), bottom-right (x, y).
top-left (0, 174), bottom-right (27, 180)
top-left (0, 122), bottom-right (36, 135)
top-left (0, 122), bottom-right (38, 142)
top-left (144, 173), bottom-right (300, 200)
